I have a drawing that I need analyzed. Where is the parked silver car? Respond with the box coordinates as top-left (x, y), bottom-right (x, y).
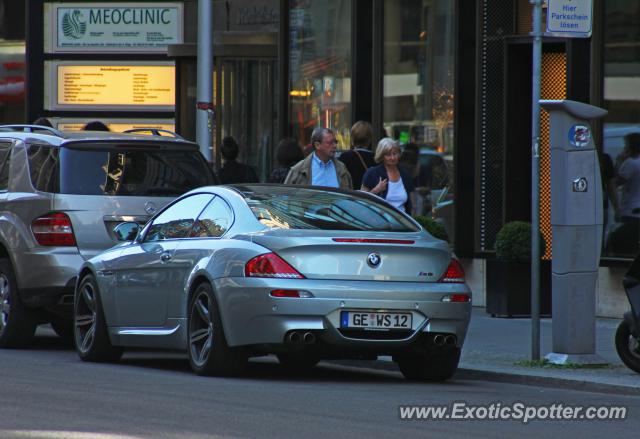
top-left (0, 125), bottom-right (216, 347)
top-left (74, 184), bottom-right (472, 381)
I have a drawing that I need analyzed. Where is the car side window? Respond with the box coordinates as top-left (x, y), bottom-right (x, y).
top-left (144, 194), bottom-right (213, 242)
top-left (190, 196), bottom-right (234, 238)
top-left (0, 141), bottom-right (12, 191)
top-left (27, 144), bottom-right (59, 192)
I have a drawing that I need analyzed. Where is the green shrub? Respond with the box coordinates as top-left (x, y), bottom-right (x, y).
top-left (414, 215), bottom-right (449, 242)
top-left (494, 221), bottom-right (546, 262)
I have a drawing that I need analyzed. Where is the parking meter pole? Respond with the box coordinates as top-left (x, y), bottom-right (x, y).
top-left (196, 0), bottom-right (214, 163)
top-left (530, 0), bottom-right (543, 361)
top-left (540, 100), bottom-right (608, 365)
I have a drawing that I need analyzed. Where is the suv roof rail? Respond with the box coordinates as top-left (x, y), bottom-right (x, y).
top-left (0, 124), bottom-right (64, 137)
top-left (123, 128), bottom-right (185, 139)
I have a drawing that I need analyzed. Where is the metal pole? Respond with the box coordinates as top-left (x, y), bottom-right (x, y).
top-left (530, 0), bottom-right (543, 361)
top-left (196, 0), bottom-right (214, 163)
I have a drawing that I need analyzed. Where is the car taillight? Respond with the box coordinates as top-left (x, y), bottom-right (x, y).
top-left (31, 212), bottom-right (77, 247)
top-left (438, 258), bottom-right (465, 283)
top-left (441, 294), bottom-right (471, 303)
top-left (245, 253), bottom-right (305, 279)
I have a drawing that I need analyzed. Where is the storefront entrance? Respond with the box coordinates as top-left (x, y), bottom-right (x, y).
top-left (215, 57), bottom-right (277, 181)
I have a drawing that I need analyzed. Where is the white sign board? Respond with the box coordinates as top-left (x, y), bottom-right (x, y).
top-left (45, 2), bottom-right (183, 53)
top-left (546, 0), bottom-right (593, 38)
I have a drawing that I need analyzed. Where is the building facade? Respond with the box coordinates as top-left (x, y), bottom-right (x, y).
top-left (21, 0), bottom-right (640, 316)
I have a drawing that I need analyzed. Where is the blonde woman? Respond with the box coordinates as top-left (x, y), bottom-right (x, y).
top-left (361, 138), bottom-right (415, 214)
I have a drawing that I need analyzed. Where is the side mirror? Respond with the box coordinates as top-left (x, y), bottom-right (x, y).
top-left (113, 222), bottom-right (140, 242)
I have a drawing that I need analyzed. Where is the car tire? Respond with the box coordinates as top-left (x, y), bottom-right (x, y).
top-left (397, 347), bottom-right (461, 382)
top-left (277, 353), bottom-right (321, 372)
top-left (615, 320), bottom-right (640, 374)
top-left (0, 258), bottom-right (37, 348)
top-left (74, 274), bottom-right (123, 362)
top-left (50, 317), bottom-right (74, 345)
top-left (188, 282), bottom-right (246, 376)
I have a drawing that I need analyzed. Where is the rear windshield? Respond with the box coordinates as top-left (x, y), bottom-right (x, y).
top-left (239, 185), bottom-right (419, 232)
top-left (28, 144), bottom-right (215, 196)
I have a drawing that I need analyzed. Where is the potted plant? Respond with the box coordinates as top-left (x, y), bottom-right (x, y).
top-left (414, 215), bottom-right (449, 242)
top-left (486, 221), bottom-right (552, 317)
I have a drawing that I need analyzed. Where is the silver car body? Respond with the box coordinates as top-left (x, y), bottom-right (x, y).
top-left (80, 185), bottom-right (471, 356)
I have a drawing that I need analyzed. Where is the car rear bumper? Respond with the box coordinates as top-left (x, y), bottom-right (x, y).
top-left (13, 248), bottom-right (84, 305)
top-left (213, 277), bottom-right (472, 351)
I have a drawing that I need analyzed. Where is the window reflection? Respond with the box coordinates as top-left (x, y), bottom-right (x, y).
top-left (602, 2), bottom-right (640, 258)
top-left (144, 194), bottom-right (212, 242)
top-left (191, 196), bottom-right (233, 238)
top-left (244, 186), bottom-right (418, 232)
top-left (289, 0), bottom-right (352, 147)
top-left (0, 41), bottom-right (25, 124)
top-left (383, 0), bottom-right (455, 242)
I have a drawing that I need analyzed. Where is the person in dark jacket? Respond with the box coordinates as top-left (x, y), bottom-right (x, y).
top-left (338, 121), bottom-right (376, 190)
top-left (361, 137), bottom-right (415, 214)
top-left (83, 121), bottom-right (110, 131)
top-left (268, 138), bottom-right (304, 183)
top-left (216, 136), bottom-right (259, 184)
top-left (33, 117), bottom-right (53, 128)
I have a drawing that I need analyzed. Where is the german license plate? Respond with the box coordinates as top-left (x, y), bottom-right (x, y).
top-left (340, 311), bottom-right (412, 330)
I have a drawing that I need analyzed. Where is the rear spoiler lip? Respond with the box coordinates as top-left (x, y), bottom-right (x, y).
top-left (332, 238), bottom-right (415, 244)
top-left (60, 139), bottom-right (199, 152)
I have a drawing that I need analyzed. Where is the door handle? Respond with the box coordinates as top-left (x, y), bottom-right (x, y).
top-left (160, 252), bottom-right (172, 262)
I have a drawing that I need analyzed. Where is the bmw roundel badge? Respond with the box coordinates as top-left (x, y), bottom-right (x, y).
top-left (367, 252), bottom-right (381, 268)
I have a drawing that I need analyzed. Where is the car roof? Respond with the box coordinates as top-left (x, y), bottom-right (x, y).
top-left (603, 125), bottom-right (640, 137)
top-left (0, 126), bottom-right (198, 148)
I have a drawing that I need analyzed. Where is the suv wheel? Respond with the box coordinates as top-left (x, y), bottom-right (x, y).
top-left (0, 258), bottom-right (37, 348)
top-left (397, 348), bottom-right (461, 382)
top-left (74, 274), bottom-right (123, 362)
top-left (188, 282), bottom-right (246, 376)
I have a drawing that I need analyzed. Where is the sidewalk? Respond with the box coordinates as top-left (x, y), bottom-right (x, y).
top-left (455, 307), bottom-right (640, 394)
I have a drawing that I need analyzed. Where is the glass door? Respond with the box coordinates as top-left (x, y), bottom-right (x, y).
top-left (215, 58), bottom-right (277, 182)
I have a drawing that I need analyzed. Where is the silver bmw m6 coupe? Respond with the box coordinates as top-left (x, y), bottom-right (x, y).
top-left (74, 185), bottom-right (472, 381)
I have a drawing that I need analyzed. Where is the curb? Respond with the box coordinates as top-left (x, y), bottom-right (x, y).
top-left (326, 360), bottom-right (640, 396)
top-left (455, 368), bottom-right (640, 397)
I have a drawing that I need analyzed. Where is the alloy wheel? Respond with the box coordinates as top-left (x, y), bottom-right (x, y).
top-left (189, 291), bottom-right (214, 367)
top-left (75, 281), bottom-right (97, 354)
top-left (0, 274), bottom-right (10, 334)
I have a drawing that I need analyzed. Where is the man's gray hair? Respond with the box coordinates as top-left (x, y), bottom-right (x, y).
top-left (310, 127), bottom-right (334, 147)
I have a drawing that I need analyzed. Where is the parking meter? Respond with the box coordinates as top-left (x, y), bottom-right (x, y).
top-left (540, 100), bottom-right (608, 364)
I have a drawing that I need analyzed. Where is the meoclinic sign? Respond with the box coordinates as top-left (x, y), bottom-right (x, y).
top-left (45, 2), bottom-right (183, 53)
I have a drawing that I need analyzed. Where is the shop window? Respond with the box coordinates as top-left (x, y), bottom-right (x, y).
top-left (288, 0), bottom-right (352, 149)
top-left (0, 2), bottom-right (25, 124)
top-left (382, 0), bottom-right (456, 243)
top-left (602, 2), bottom-right (640, 259)
top-left (0, 42), bottom-right (25, 124)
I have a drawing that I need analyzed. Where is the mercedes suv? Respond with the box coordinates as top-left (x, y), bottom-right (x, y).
top-left (0, 125), bottom-right (216, 347)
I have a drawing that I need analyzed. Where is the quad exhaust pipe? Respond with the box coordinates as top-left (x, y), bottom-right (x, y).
top-left (287, 331), bottom-right (302, 344)
top-left (432, 334), bottom-right (457, 346)
top-left (286, 331), bottom-right (316, 345)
